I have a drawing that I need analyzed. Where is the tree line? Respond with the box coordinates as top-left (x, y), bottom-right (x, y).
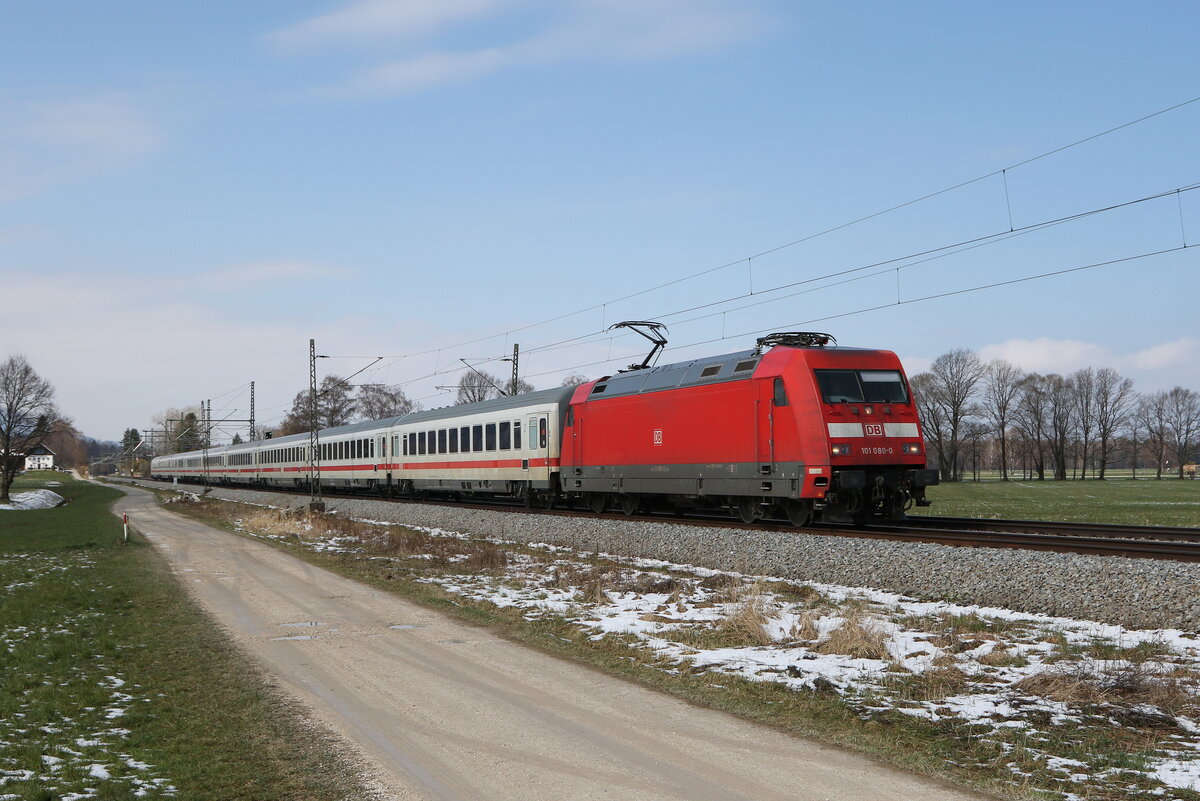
top-left (911, 349), bottom-right (1200, 481)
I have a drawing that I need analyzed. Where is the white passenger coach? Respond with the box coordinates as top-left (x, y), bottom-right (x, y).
top-left (150, 387), bottom-right (574, 505)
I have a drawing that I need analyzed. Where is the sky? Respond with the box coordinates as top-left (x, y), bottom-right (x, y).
top-left (2, 0), bottom-right (1199, 442)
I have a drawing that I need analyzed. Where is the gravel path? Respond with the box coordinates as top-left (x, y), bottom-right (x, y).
top-left (128, 479), bottom-right (1200, 631)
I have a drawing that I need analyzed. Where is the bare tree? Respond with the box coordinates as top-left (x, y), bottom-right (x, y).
top-left (456, 370), bottom-right (503, 405)
top-left (982, 359), bottom-right (1023, 480)
top-left (1093, 367), bottom-right (1135, 479)
top-left (1164, 386), bottom-right (1200, 477)
top-left (911, 349), bottom-right (986, 481)
top-left (910, 372), bottom-right (948, 477)
top-left (356, 384), bottom-right (416, 421)
top-left (278, 375), bottom-right (356, 435)
top-left (1135, 392), bottom-right (1170, 479)
top-left (1071, 368), bottom-right (1096, 479)
top-left (0, 355), bottom-right (63, 501)
top-left (1045, 374), bottom-right (1076, 480)
top-left (1013, 374), bottom-right (1049, 480)
top-left (560, 373), bottom-right (590, 387)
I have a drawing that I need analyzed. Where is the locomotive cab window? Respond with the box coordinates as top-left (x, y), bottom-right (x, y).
top-left (815, 369), bottom-right (908, 404)
top-left (815, 370), bottom-right (863, 403)
top-left (860, 370), bottom-right (908, 403)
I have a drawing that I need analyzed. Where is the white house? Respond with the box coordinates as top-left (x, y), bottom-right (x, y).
top-left (23, 445), bottom-right (55, 471)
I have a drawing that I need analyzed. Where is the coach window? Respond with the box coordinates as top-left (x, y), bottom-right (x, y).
top-left (460, 426), bottom-right (470, 452)
top-left (485, 423), bottom-right (496, 451)
top-left (426, 431), bottom-right (435, 454)
top-left (438, 429), bottom-right (447, 454)
top-left (448, 428), bottom-right (458, 453)
top-left (472, 425), bottom-right (483, 452)
top-left (539, 417), bottom-right (548, 449)
top-left (499, 421), bottom-right (511, 450)
top-left (513, 421), bottom-right (521, 449)
top-left (528, 416), bottom-right (537, 450)
top-left (403, 435), bottom-right (408, 456)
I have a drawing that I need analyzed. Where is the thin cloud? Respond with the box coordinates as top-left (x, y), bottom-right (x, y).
top-left (279, 0), bottom-right (766, 98)
top-left (343, 49), bottom-right (510, 95)
top-left (0, 93), bottom-right (163, 202)
top-left (976, 337), bottom-right (1200, 392)
top-left (207, 260), bottom-right (340, 286)
top-left (267, 0), bottom-right (512, 52)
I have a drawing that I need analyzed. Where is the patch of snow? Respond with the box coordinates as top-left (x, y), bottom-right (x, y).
top-left (0, 489), bottom-right (65, 511)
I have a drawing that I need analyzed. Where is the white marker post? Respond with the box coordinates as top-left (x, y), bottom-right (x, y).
top-left (123, 512), bottom-right (129, 543)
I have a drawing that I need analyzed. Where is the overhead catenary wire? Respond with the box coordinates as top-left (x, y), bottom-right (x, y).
top-left (352, 92), bottom-right (1200, 375)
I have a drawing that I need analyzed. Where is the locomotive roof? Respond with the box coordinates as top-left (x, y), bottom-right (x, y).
top-left (587, 348), bottom-right (761, 399)
top-left (586, 344), bottom-right (875, 399)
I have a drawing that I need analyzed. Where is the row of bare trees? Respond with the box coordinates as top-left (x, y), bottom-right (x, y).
top-left (911, 349), bottom-right (1200, 481)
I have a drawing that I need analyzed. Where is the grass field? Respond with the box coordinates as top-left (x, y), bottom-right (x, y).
top-left (911, 477), bottom-right (1200, 526)
top-left (0, 472), bottom-right (367, 801)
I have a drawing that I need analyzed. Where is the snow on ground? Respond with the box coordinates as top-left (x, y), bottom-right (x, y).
top-left (0, 550), bottom-right (177, 799)
top-left (0, 489), bottom-right (65, 510)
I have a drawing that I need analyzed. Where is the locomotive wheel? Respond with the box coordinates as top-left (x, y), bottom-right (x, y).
top-left (587, 493), bottom-right (608, 514)
top-left (619, 495), bottom-right (639, 516)
top-left (785, 499), bottom-right (813, 527)
top-left (735, 497), bottom-right (760, 525)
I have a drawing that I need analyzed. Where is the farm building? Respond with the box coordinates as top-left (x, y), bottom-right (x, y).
top-left (23, 445), bottom-right (55, 471)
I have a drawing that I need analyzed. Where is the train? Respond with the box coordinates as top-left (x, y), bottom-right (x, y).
top-left (150, 332), bottom-right (939, 524)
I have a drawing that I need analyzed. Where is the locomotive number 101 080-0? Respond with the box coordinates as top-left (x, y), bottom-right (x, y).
top-left (862, 446), bottom-right (894, 455)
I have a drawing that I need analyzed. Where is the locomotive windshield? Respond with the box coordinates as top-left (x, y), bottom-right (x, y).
top-left (815, 369), bottom-right (908, 403)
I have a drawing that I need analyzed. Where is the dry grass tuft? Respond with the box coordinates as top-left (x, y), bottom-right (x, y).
top-left (716, 585), bottom-right (774, 647)
top-left (788, 610), bottom-right (821, 642)
top-left (978, 644), bottom-right (1029, 668)
top-left (813, 612), bottom-right (889, 660)
top-left (581, 569), bottom-right (617, 605)
top-left (463, 544), bottom-right (509, 570)
top-left (1016, 660), bottom-right (1197, 713)
top-left (699, 573), bottom-right (742, 593)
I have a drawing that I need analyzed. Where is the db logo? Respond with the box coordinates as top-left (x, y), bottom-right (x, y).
top-left (653, 429), bottom-right (663, 445)
top-left (864, 424), bottom-right (884, 437)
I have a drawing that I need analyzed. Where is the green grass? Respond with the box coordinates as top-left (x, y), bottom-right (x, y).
top-left (0, 471), bottom-right (367, 801)
top-left (911, 477), bottom-right (1200, 526)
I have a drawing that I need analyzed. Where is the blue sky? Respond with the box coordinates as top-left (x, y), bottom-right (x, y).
top-left (2, 1), bottom-right (1198, 441)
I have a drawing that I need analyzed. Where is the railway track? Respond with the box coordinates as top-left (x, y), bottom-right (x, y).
top-left (907, 515), bottom-right (1200, 542)
top-left (118, 477), bottom-right (1200, 563)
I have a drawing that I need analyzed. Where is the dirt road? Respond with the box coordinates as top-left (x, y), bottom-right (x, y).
top-left (112, 485), bottom-right (988, 801)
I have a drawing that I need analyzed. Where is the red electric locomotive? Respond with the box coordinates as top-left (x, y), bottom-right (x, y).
top-left (560, 331), bottom-right (938, 524)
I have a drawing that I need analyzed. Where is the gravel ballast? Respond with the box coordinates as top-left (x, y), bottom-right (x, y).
top-left (127, 480), bottom-right (1200, 631)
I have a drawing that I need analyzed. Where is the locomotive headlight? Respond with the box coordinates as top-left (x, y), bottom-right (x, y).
top-left (903, 443), bottom-right (921, 454)
top-left (831, 444), bottom-right (851, 456)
